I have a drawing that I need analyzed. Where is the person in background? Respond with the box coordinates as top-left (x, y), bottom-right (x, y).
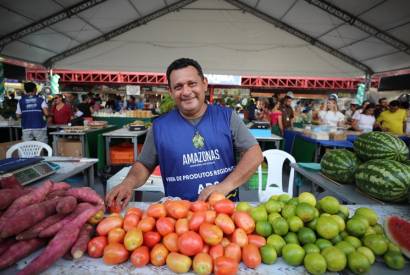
top-left (246, 98), bottom-right (256, 121)
top-left (76, 94), bottom-right (93, 118)
top-left (374, 97), bottom-right (388, 119)
top-left (49, 94), bottom-right (72, 125)
top-left (344, 102), bottom-right (358, 126)
top-left (280, 95), bottom-right (294, 130)
top-left (16, 82), bottom-right (48, 143)
top-left (293, 103), bottom-right (304, 127)
top-left (127, 96), bottom-right (137, 110)
top-left (270, 102), bottom-right (283, 136)
top-left (114, 95), bottom-right (124, 112)
top-left (136, 96), bottom-right (145, 110)
top-left (352, 103), bottom-right (376, 132)
top-left (256, 99), bottom-right (271, 122)
top-left (319, 97), bottom-right (344, 127)
top-left (376, 100), bottom-right (407, 135)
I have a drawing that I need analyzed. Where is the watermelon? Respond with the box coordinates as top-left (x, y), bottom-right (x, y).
top-left (385, 216), bottom-right (410, 259)
top-left (353, 131), bottom-right (408, 162)
top-left (320, 149), bottom-right (359, 184)
top-left (355, 159), bottom-right (410, 202)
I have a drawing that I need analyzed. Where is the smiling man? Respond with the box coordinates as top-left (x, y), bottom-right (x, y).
top-left (106, 58), bottom-right (263, 207)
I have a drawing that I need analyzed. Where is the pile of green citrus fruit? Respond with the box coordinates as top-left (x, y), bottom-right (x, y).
top-left (240, 192), bottom-right (407, 274)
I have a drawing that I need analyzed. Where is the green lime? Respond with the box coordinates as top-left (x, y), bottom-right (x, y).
top-left (272, 217), bottom-right (289, 236)
top-left (383, 251), bottom-right (405, 270)
top-left (388, 242), bottom-right (401, 253)
top-left (339, 205), bottom-right (350, 219)
top-left (298, 227), bottom-right (317, 245)
top-left (321, 246), bottom-right (347, 272)
top-left (236, 201), bottom-right (252, 212)
top-left (295, 202), bottom-right (316, 223)
top-left (357, 246), bottom-right (375, 265)
top-left (344, 235), bottom-right (362, 249)
top-left (335, 241), bottom-right (355, 255)
top-left (264, 200), bottom-right (282, 213)
top-left (303, 243), bottom-right (320, 254)
top-left (346, 218), bottom-right (368, 237)
top-left (314, 208), bottom-right (320, 218)
top-left (304, 252), bottom-right (327, 275)
top-left (269, 194), bottom-right (279, 200)
top-left (316, 216), bottom-right (339, 240)
top-left (268, 212), bottom-right (282, 225)
top-left (298, 192), bottom-right (317, 207)
top-left (266, 234), bottom-right (286, 256)
top-left (260, 244), bottom-right (277, 265)
top-left (307, 218), bottom-right (318, 231)
top-left (278, 193), bottom-right (291, 203)
top-left (256, 220), bottom-right (273, 237)
top-left (331, 234), bottom-right (343, 244)
top-left (363, 234), bottom-right (388, 256)
top-left (250, 205), bottom-right (268, 222)
top-left (318, 196), bottom-right (340, 214)
top-left (372, 224), bottom-right (384, 235)
top-left (315, 238), bottom-right (333, 251)
top-left (284, 232), bottom-right (300, 245)
top-left (355, 207), bottom-right (378, 226)
top-left (352, 214), bottom-right (370, 228)
top-left (287, 216), bottom-right (304, 232)
top-left (287, 198), bottom-right (300, 206)
top-left (340, 231), bottom-right (348, 239)
top-left (281, 204), bottom-right (296, 219)
top-left (348, 251), bottom-right (371, 274)
top-left (330, 215), bottom-right (346, 232)
top-left (364, 226), bottom-right (376, 236)
top-left (282, 243), bottom-right (305, 266)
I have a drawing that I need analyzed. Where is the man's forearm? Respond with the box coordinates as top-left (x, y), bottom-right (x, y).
top-left (122, 161), bottom-right (152, 189)
top-left (220, 144), bottom-right (263, 191)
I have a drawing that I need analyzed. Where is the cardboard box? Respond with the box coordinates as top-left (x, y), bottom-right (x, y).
top-left (0, 140), bottom-right (21, 159)
top-left (329, 131), bottom-right (347, 141)
top-left (57, 139), bottom-right (83, 157)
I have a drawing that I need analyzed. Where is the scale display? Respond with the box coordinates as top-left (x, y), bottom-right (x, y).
top-left (13, 162), bottom-right (56, 185)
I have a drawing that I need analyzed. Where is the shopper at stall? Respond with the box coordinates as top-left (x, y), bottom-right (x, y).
top-left (256, 99), bottom-right (271, 122)
top-left (106, 58), bottom-right (263, 207)
top-left (270, 102), bottom-right (283, 136)
top-left (351, 103), bottom-right (376, 132)
top-left (48, 94), bottom-right (72, 125)
top-left (280, 95), bottom-right (294, 130)
top-left (126, 96), bottom-right (137, 110)
top-left (374, 97), bottom-right (389, 119)
top-left (319, 97), bottom-right (344, 127)
top-left (76, 94), bottom-right (93, 118)
top-left (344, 102), bottom-right (358, 126)
top-left (376, 100), bottom-right (407, 134)
top-left (16, 82), bottom-right (48, 143)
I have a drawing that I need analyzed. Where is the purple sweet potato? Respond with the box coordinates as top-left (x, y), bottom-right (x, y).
top-left (51, 182), bottom-right (71, 191)
top-left (56, 196), bottom-right (77, 214)
top-left (0, 239), bottom-right (45, 270)
top-left (65, 187), bottom-right (104, 206)
top-left (0, 188), bottom-right (28, 210)
top-left (46, 189), bottom-right (66, 199)
top-left (71, 223), bottom-right (93, 259)
top-left (0, 238), bottom-right (16, 256)
top-left (0, 198), bottom-right (59, 239)
top-left (17, 205), bottom-right (102, 275)
top-left (0, 173), bottom-right (23, 190)
top-left (16, 213), bottom-right (66, 240)
top-left (38, 203), bottom-right (92, 238)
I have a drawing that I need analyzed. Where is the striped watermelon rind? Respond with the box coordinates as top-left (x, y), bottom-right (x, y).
top-left (355, 159), bottom-right (410, 202)
top-left (385, 216), bottom-right (410, 259)
top-left (353, 132), bottom-right (409, 162)
top-left (320, 149), bottom-right (359, 184)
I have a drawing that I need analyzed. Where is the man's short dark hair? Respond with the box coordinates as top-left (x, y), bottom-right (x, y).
top-left (81, 94), bottom-right (89, 101)
top-left (166, 58), bottom-right (204, 86)
top-left (24, 82), bottom-right (36, 93)
top-left (389, 100), bottom-right (399, 107)
top-left (379, 97), bottom-right (387, 104)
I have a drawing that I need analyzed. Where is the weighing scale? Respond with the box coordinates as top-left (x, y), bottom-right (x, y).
top-left (0, 158), bottom-right (57, 186)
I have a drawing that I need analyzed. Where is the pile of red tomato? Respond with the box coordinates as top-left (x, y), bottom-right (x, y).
top-left (87, 193), bottom-right (265, 274)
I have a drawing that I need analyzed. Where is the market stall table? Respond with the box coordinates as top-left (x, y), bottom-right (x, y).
top-left (8, 203), bottom-right (410, 275)
top-left (94, 116), bottom-right (154, 127)
top-left (250, 129), bottom-right (283, 149)
top-left (0, 120), bottom-right (20, 141)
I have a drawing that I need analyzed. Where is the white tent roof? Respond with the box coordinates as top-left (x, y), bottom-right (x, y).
top-left (1, 0), bottom-right (409, 77)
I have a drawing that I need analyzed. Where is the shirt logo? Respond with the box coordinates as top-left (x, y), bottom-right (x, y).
top-left (192, 131), bottom-right (205, 149)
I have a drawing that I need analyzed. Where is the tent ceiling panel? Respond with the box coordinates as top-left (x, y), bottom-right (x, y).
top-left (281, 0), bottom-right (344, 37)
top-left (55, 0), bottom-right (87, 6)
top-left (184, 0), bottom-right (235, 9)
top-left (2, 41), bottom-right (55, 63)
top-left (319, 24), bottom-right (369, 49)
top-left (237, 0), bottom-right (258, 8)
top-left (364, 52), bottom-right (410, 72)
top-left (359, 0), bottom-right (410, 30)
top-left (0, 7), bottom-right (31, 35)
top-left (51, 17), bottom-right (102, 42)
top-left (389, 24), bottom-right (410, 45)
top-left (256, 0), bottom-right (296, 19)
top-left (130, 0), bottom-right (167, 16)
top-left (340, 36), bottom-right (397, 62)
top-left (19, 28), bottom-right (80, 53)
top-left (0, 0), bottom-right (63, 23)
top-left (328, 0), bottom-right (387, 16)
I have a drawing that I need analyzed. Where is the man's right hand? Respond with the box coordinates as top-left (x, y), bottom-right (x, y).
top-left (105, 181), bottom-right (134, 210)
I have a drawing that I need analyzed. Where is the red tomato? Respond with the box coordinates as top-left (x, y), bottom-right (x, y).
top-left (191, 200), bottom-right (209, 212)
top-left (163, 232), bottom-right (179, 252)
top-left (166, 252), bottom-right (192, 273)
top-left (108, 228), bottom-right (126, 244)
top-left (193, 252), bottom-right (213, 275)
top-left (247, 234), bottom-right (267, 248)
top-left (126, 207), bottom-right (143, 218)
top-left (156, 217), bottom-right (175, 236)
top-left (205, 210), bottom-right (216, 224)
top-left (143, 231), bottom-right (161, 248)
top-left (224, 243), bottom-right (241, 263)
top-left (189, 211), bottom-right (206, 231)
top-left (165, 200), bottom-right (190, 219)
top-left (123, 213), bottom-right (140, 232)
top-left (177, 231), bottom-right (204, 256)
top-left (220, 237), bottom-right (230, 248)
top-left (231, 228), bottom-right (248, 247)
top-left (208, 192), bottom-right (225, 206)
top-left (137, 216), bottom-right (156, 233)
top-left (130, 246), bottom-right (150, 267)
top-left (87, 236), bottom-right (107, 258)
top-left (242, 243), bottom-right (261, 269)
top-left (96, 216), bottom-right (123, 236)
top-left (187, 211), bottom-right (194, 220)
top-left (214, 256), bottom-right (238, 275)
top-left (175, 218), bottom-right (189, 235)
top-left (103, 243), bottom-right (129, 265)
top-left (109, 202), bottom-right (122, 213)
top-left (146, 203), bottom-right (167, 218)
top-left (199, 223), bottom-right (223, 246)
top-left (213, 199), bottom-right (235, 215)
top-left (202, 244), bottom-right (210, 253)
top-left (150, 243), bottom-right (169, 266)
top-left (209, 244), bottom-right (224, 261)
top-left (215, 213), bottom-right (235, 235)
top-left (124, 228), bottom-right (143, 251)
top-left (232, 211), bottom-right (255, 234)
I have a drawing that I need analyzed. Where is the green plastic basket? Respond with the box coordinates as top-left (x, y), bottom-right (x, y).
top-left (248, 169), bottom-right (268, 190)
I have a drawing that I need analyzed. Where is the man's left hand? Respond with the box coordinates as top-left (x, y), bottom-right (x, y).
top-left (198, 183), bottom-right (231, 201)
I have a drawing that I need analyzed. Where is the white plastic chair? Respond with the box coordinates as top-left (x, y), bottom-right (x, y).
top-left (6, 141), bottom-right (53, 158)
top-left (258, 149), bottom-right (296, 202)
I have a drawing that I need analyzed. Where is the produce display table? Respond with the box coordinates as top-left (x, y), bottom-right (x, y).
top-left (11, 203), bottom-right (410, 275)
top-left (250, 129), bottom-right (283, 149)
top-left (94, 116), bottom-right (154, 127)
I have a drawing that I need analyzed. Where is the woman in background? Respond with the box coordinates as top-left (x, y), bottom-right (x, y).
top-left (352, 103), bottom-right (376, 132)
top-left (270, 102), bottom-right (283, 136)
top-left (49, 94), bottom-right (72, 125)
top-left (319, 98), bottom-right (345, 127)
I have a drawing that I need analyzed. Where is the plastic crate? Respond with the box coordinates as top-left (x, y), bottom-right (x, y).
top-left (110, 143), bottom-right (142, 164)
